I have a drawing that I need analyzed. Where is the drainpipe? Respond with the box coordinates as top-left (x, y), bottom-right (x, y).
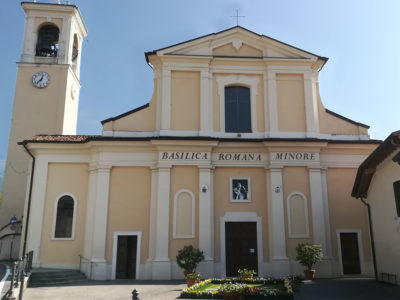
top-left (21, 143), bottom-right (35, 258)
top-left (360, 197), bottom-right (378, 281)
top-left (19, 143), bottom-right (35, 300)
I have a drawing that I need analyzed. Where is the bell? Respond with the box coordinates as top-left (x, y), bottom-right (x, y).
top-left (36, 25), bottom-right (59, 57)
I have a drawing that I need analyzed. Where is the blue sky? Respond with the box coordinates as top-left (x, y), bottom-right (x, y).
top-left (0, 0), bottom-right (399, 168)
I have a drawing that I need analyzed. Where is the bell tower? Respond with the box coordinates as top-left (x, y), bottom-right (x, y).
top-left (1, 2), bottom-right (87, 227)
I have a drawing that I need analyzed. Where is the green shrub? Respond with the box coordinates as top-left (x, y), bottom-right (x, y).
top-left (295, 243), bottom-right (323, 270)
top-left (176, 245), bottom-right (204, 273)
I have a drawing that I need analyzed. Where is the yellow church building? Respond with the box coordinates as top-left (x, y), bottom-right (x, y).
top-left (2, 2), bottom-right (381, 280)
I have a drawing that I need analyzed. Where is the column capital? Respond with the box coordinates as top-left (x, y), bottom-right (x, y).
top-left (267, 166), bottom-right (283, 172)
top-left (267, 70), bottom-right (276, 80)
top-left (155, 165), bottom-right (172, 172)
top-left (200, 69), bottom-right (211, 78)
top-left (89, 164), bottom-right (111, 173)
top-left (308, 166), bottom-right (322, 172)
top-left (198, 165), bottom-right (214, 171)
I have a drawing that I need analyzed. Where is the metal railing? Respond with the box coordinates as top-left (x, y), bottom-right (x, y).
top-left (2, 250), bottom-right (33, 300)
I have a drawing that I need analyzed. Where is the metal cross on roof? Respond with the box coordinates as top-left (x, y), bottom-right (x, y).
top-left (231, 10), bottom-right (245, 26)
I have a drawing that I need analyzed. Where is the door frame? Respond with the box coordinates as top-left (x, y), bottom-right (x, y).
top-left (336, 229), bottom-right (364, 276)
top-left (220, 212), bottom-right (263, 278)
top-left (112, 231), bottom-right (142, 280)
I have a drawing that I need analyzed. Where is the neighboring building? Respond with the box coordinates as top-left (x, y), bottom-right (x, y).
top-left (3, 2), bottom-right (381, 280)
top-left (352, 131), bottom-right (400, 285)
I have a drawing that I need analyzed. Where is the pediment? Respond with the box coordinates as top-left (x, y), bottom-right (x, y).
top-left (155, 27), bottom-right (321, 60)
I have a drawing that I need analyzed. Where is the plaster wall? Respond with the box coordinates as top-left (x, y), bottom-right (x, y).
top-left (282, 167), bottom-right (314, 259)
top-left (367, 153), bottom-right (400, 280)
top-left (213, 43), bottom-right (262, 57)
top-left (276, 74), bottom-right (306, 132)
top-left (106, 167), bottom-right (151, 265)
top-left (169, 166), bottom-right (199, 260)
top-left (40, 163), bottom-right (88, 264)
top-left (2, 64), bottom-right (74, 222)
top-left (171, 71), bottom-right (200, 131)
top-left (326, 168), bottom-right (371, 261)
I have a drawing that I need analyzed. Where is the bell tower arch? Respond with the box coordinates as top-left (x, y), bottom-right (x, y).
top-left (1, 2), bottom-right (87, 233)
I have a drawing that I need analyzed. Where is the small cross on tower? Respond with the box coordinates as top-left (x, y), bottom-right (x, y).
top-left (231, 10), bottom-right (245, 26)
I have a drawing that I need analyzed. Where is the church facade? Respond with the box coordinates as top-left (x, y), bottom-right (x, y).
top-left (4, 3), bottom-right (381, 280)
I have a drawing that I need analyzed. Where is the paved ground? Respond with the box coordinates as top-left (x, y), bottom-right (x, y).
top-left (22, 280), bottom-right (187, 300)
top-left (20, 277), bottom-right (400, 300)
top-left (295, 278), bottom-right (400, 299)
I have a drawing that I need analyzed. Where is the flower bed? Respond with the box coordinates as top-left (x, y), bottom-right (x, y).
top-left (180, 277), bottom-right (293, 299)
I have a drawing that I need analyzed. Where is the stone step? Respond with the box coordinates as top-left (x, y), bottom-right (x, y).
top-left (28, 270), bottom-right (88, 287)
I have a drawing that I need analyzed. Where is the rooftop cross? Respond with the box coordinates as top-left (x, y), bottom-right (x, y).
top-left (231, 10), bottom-right (245, 26)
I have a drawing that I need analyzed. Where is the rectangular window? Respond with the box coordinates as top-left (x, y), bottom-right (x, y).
top-left (393, 180), bottom-right (400, 217)
top-left (225, 86), bottom-right (251, 133)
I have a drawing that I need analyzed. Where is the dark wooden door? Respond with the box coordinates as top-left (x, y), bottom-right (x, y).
top-left (116, 235), bottom-right (137, 279)
top-left (225, 222), bottom-right (258, 277)
top-left (340, 232), bottom-right (361, 274)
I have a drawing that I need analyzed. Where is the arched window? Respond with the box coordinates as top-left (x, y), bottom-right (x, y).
top-left (72, 34), bottom-right (79, 62)
top-left (36, 25), bottom-right (59, 57)
top-left (54, 195), bottom-right (75, 239)
top-left (225, 86), bottom-right (251, 133)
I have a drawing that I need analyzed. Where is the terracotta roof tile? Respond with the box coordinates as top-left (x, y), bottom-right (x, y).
top-left (25, 135), bottom-right (94, 142)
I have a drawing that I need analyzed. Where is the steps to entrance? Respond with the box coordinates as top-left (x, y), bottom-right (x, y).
top-left (28, 269), bottom-right (88, 287)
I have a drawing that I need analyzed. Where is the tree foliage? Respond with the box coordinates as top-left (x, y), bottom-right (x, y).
top-left (176, 245), bottom-right (204, 273)
top-left (295, 243), bottom-right (323, 270)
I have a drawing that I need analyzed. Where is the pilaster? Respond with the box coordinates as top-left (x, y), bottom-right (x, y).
top-left (267, 71), bottom-right (279, 135)
top-left (304, 72), bottom-right (319, 137)
top-left (152, 166), bottom-right (172, 279)
top-left (267, 167), bottom-right (290, 276)
top-left (145, 167), bottom-right (159, 278)
top-left (25, 156), bottom-right (48, 267)
top-left (308, 167), bottom-right (328, 254)
top-left (321, 168), bottom-right (333, 257)
top-left (160, 68), bottom-right (171, 131)
top-left (200, 70), bottom-right (212, 134)
top-left (198, 166), bottom-right (214, 278)
top-left (21, 16), bottom-right (36, 62)
top-left (263, 72), bottom-right (269, 134)
top-left (82, 164), bottom-right (111, 280)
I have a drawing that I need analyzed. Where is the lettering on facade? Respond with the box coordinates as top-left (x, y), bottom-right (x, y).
top-left (216, 153), bottom-right (262, 161)
top-left (160, 152), bottom-right (208, 160)
top-left (273, 152), bottom-right (316, 161)
top-left (160, 152), bottom-right (264, 161)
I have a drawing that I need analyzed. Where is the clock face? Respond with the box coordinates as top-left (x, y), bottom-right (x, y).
top-left (71, 84), bottom-right (77, 99)
top-left (32, 71), bottom-right (51, 88)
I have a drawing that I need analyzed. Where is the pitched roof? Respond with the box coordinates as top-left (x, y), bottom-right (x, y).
top-left (145, 26), bottom-right (328, 68)
top-left (20, 135), bottom-right (381, 145)
top-left (352, 131), bottom-right (400, 198)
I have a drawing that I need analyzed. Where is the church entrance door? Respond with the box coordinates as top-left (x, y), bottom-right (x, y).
top-left (225, 222), bottom-right (258, 277)
top-left (339, 232), bottom-right (361, 275)
top-left (116, 235), bottom-right (138, 279)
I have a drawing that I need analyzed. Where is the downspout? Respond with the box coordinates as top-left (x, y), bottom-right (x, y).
top-left (18, 143), bottom-right (35, 300)
top-left (360, 196), bottom-right (378, 281)
top-left (21, 143), bottom-right (35, 258)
